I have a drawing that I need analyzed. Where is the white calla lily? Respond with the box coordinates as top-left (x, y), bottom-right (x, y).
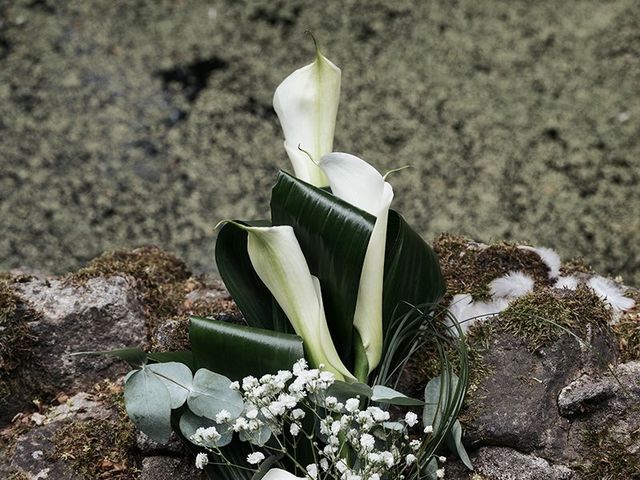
top-left (273, 48), bottom-right (341, 187)
top-left (262, 468), bottom-right (305, 480)
top-left (319, 153), bottom-right (394, 375)
top-left (225, 222), bottom-right (355, 382)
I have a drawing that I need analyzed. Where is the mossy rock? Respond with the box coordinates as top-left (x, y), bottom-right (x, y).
top-left (0, 276), bottom-right (39, 405)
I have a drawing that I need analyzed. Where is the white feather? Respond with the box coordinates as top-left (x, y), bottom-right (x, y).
top-left (555, 275), bottom-right (579, 290)
top-left (518, 246), bottom-right (562, 279)
top-left (489, 272), bottom-right (535, 299)
top-left (587, 276), bottom-right (635, 313)
top-left (446, 294), bottom-right (509, 335)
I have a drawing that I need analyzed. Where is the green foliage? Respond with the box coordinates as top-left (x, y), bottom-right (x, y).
top-left (187, 369), bottom-right (244, 420)
top-left (124, 368), bottom-right (173, 443)
top-left (371, 385), bottom-right (424, 406)
top-left (271, 171), bottom-right (375, 360)
top-left (189, 316), bottom-right (304, 380)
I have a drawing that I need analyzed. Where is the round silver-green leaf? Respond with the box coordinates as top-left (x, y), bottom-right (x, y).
top-left (187, 369), bottom-right (244, 420)
top-left (124, 369), bottom-right (172, 443)
top-left (147, 362), bottom-right (193, 409)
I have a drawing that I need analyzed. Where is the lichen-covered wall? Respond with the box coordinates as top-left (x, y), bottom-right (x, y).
top-left (1, 0), bottom-right (639, 286)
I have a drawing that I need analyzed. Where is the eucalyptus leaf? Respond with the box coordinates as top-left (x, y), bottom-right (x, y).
top-left (448, 419), bottom-right (473, 469)
top-left (188, 369), bottom-right (244, 420)
top-left (239, 422), bottom-right (272, 446)
top-left (371, 385), bottom-right (425, 406)
top-left (381, 421), bottom-right (404, 431)
top-left (190, 316), bottom-right (304, 380)
top-left (124, 369), bottom-right (172, 443)
top-left (422, 457), bottom-right (439, 480)
top-left (326, 381), bottom-right (373, 402)
top-left (423, 373), bottom-right (472, 469)
top-left (179, 409), bottom-right (233, 448)
top-left (147, 362), bottom-right (193, 409)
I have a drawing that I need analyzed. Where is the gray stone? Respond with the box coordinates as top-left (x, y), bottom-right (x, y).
top-left (7, 392), bottom-right (115, 479)
top-left (137, 430), bottom-right (184, 456)
top-left (139, 456), bottom-right (199, 480)
top-left (472, 447), bottom-right (576, 480)
top-left (463, 328), bottom-right (617, 462)
top-left (2, 275), bottom-right (146, 423)
top-left (558, 361), bottom-right (640, 417)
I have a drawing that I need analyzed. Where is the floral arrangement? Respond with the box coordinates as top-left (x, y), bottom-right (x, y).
top-left (90, 42), bottom-right (471, 479)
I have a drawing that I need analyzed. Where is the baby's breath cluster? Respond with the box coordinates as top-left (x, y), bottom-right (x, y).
top-left (189, 359), bottom-right (445, 479)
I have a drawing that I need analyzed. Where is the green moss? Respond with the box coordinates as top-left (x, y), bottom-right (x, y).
top-left (68, 246), bottom-right (191, 322)
top-left (0, 276), bottom-right (37, 401)
top-left (613, 290), bottom-right (640, 361)
top-left (561, 257), bottom-right (595, 276)
top-left (433, 234), bottom-right (551, 301)
top-left (478, 284), bottom-right (612, 351)
top-left (68, 245), bottom-right (241, 349)
top-left (579, 425), bottom-right (640, 479)
top-left (5, 472), bottom-right (30, 480)
top-left (51, 381), bottom-right (138, 479)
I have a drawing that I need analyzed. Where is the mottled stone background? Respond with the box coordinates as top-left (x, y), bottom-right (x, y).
top-left (1, 0), bottom-right (638, 285)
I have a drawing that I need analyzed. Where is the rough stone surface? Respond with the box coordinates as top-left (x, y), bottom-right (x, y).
top-left (2, 275), bottom-right (146, 422)
top-left (471, 447), bottom-right (575, 480)
top-left (463, 329), bottom-right (617, 463)
top-left (6, 393), bottom-right (115, 479)
top-left (139, 456), bottom-right (198, 480)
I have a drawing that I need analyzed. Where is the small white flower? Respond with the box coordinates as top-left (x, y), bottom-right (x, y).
top-left (436, 467), bottom-right (445, 478)
top-left (292, 408), bottom-right (306, 420)
top-left (229, 381), bottom-right (240, 391)
top-left (405, 454), bottom-right (417, 466)
top-left (246, 409), bottom-right (259, 419)
top-left (324, 396), bottom-right (338, 408)
top-left (215, 409), bottom-right (231, 423)
top-left (306, 463), bottom-right (318, 479)
top-left (345, 398), bottom-right (360, 413)
top-left (233, 417), bottom-right (249, 432)
top-left (195, 452), bottom-right (209, 469)
top-left (359, 433), bottom-right (375, 452)
top-left (319, 458), bottom-right (329, 471)
top-left (293, 358), bottom-right (308, 376)
top-left (381, 451), bottom-right (395, 468)
top-left (247, 452), bottom-right (265, 465)
top-left (404, 411), bottom-right (418, 427)
top-left (290, 423), bottom-right (300, 436)
top-left (438, 456), bottom-right (447, 463)
top-left (424, 425), bottom-right (433, 434)
top-left (410, 439), bottom-right (421, 450)
top-left (367, 406), bottom-right (389, 422)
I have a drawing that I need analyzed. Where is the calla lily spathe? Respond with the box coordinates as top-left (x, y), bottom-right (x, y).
top-left (224, 222), bottom-right (355, 382)
top-left (319, 153), bottom-right (394, 375)
top-left (262, 468), bottom-right (305, 480)
top-left (273, 49), bottom-right (341, 187)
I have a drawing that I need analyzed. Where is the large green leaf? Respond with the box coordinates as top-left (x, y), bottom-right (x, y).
top-left (215, 221), bottom-right (274, 330)
top-left (270, 171), bottom-right (375, 362)
top-left (190, 316), bottom-right (304, 380)
top-left (383, 210), bottom-right (446, 329)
